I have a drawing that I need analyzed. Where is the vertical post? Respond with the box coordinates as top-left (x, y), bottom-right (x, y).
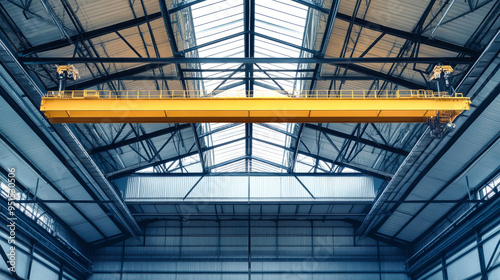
top-left (275, 221), bottom-right (279, 258)
top-left (58, 263), bottom-right (64, 280)
top-left (119, 241), bottom-right (125, 280)
top-left (217, 220), bottom-right (221, 259)
top-left (0, 243), bottom-right (22, 280)
top-left (376, 241), bottom-right (382, 280)
top-left (310, 221), bottom-right (314, 258)
top-left (476, 231), bottom-right (488, 280)
top-left (26, 241), bottom-right (35, 280)
top-left (248, 176), bottom-right (251, 280)
top-left (441, 255), bottom-right (448, 280)
top-left (244, 0), bottom-right (255, 173)
top-left (180, 221), bottom-right (183, 257)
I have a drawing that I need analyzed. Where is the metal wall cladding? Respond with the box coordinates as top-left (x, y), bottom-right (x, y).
top-left (90, 220), bottom-right (409, 278)
top-left (298, 176), bottom-right (375, 199)
top-left (189, 176), bottom-right (249, 200)
top-left (0, 88), bottom-right (120, 242)
top-left (126, 176), bottom-right (201, 199)
top-left (250, 176), bottom-right (310, 199)
top-left (126, 175), bottom-right (375, 202)
top-left (378, 92), bottom-right (500, 242)
top-left (446, 249), bottom-right (482, 280)
top-left (28, 260), bottom-right (59, 280)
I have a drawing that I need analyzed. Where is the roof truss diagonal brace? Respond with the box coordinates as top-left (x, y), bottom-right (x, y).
top-left (294, 175), bottom-right (315, 199)
top-left (106, 151), bottom-right (199, 179)
top-left (159, 0), bottom-right (186, 89)
top-left (305, 124), bottom-right (409, 156)
top-left (0, 244), bottom-right (23, 280)
top-left (88, 124), bottom-right (190, 154)
top-left (17, 0), bottom-right (478, 57)
top-left (290, 0), bottom-right (479, 56)
top-left (183, 176), bottom-right (205, 200)
top-left (289, 124), bottom-right (304, 173)
top-left (192, 124), bottom-right (207, 173)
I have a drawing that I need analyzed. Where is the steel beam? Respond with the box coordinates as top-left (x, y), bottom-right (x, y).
top-left (292, 0), bottom-right (339, 175)
top-left (106, 151), bottom-right (198, 179)
top-left (191, 124), bottom-right (207, 173)
top-left (41, 94), bottom-right (470, 124)
top-left (343, 64), bottom-right (425, 89)
top-left (333, 12), bottom-right (480, 56)
top-left (17, 12), bottom-right (163, 56)
top-left (127, 172), bottom-right (369, 177)
top-left (20, 56), bottom-right (476, 65)
top-left (290, 0), bottom-right (329, 13)
top-left (10, 197), bottom-right (483, 208)
top-left (289, 124), bottom-right (304, 173)
top-left (16, 3), bottom-right (477, 58)
top-left (298, 151), bottom-right (393, 180)
top-left (47, 63), bottom-right (167, 91)
top-left (179, 31), bottom-right (247, 55)
top-left (87, 124), bottom-right (190, 154)
top-left (170, 0), bottom-right (211, 13)
top-left (305, 124), bottom-right (409, 156)
top-left (0, 244), bottom-right (23, 280)
top-left (132, 213), bottom-right (367, 217)
top-left (254, 32), bottom-right (318, 54)
top-left (310, 0), bottom-right (340, 91)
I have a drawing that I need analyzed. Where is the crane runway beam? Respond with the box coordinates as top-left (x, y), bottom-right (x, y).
top-left (40, 90), bottom-right (470, 123)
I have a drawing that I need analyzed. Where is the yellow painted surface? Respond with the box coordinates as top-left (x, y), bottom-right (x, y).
top-left (40, 90), bottom-right (471, 123)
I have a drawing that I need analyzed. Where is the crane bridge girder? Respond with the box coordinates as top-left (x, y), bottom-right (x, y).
top-left (40, 90), bottom-right (470, 124)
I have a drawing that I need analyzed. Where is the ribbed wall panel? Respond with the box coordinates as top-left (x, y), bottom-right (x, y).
top-left (126, 175), bottom-right (375, 202)
top-left (90, 220), bottom-right (409, 279)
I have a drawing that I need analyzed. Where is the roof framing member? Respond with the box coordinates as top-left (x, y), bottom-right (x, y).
top-left (290, 0), bottom-right (479, 56)
top-left (298, 151), bottom-right (393, 180)
top-left (106, 151), bottom-right (199, 179)
top-left (290, 0), bottom-right (340, 173)
top-left (305, 124), bottom-right (409, 156)
top-left (365, 78), bottom-right (500, 236)
top-left (41, 57), bottom-right (460, 90)
top-left (87, 124), bottom-right (190, 154)
top-left (16, 2), bottom-right (478, 57)
top-left (21, 56), bottom-right (476, 65)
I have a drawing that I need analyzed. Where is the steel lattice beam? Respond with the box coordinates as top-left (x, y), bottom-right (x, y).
top-left (298, 151), bottom-right (393, 180)
top-left (87, 124), bottom-right (190, 154)
top-left (304, 124), bottom-right (409, 156)
top-left (16, 0), bottom-right (477, 57)
top-left (106, 151), bottom-right (199, 179)
top-left (17, 12), bottom-right (163, 56)
top-left (20, 56), bottom-right (476, 65)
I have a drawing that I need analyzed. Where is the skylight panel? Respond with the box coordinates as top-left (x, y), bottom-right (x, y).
top-left (205, 124), bottom-right (245, 145)
top-left (252, 140), bottom-right (287, 166)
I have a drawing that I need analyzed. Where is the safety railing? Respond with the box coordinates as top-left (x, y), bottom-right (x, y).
top-left (45, 90), bottom-right (464, 99)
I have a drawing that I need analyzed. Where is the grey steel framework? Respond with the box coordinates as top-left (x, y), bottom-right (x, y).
top-left (2, 0), bottom-right (496, 180)
top-left (0, 0), bottom-right (499, 279)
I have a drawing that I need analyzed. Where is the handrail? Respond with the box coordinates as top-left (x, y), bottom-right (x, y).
top-left (45, 90), bottom-right (465, 99)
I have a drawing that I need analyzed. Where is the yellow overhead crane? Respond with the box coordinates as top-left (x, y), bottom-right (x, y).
top-left (40, 65), bottom-right (470, 138)
top-left (41, 89), bottom-right (469, 124)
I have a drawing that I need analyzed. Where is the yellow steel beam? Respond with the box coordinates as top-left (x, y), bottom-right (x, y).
top-left (40, 90), bottom-right (470, 123)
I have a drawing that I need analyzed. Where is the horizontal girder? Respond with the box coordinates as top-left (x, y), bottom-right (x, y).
top-left (40, 90), bottom-right (470, 124)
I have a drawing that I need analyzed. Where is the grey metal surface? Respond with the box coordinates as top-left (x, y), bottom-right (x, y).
top-left (89, 220), bottom-right (409, 280)
top-left (359, 29), bottom-right (500, 242)
top-left (0, 39), bottom-right (141, 240)
top-left (124, 175), bottom-right (375, 201)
